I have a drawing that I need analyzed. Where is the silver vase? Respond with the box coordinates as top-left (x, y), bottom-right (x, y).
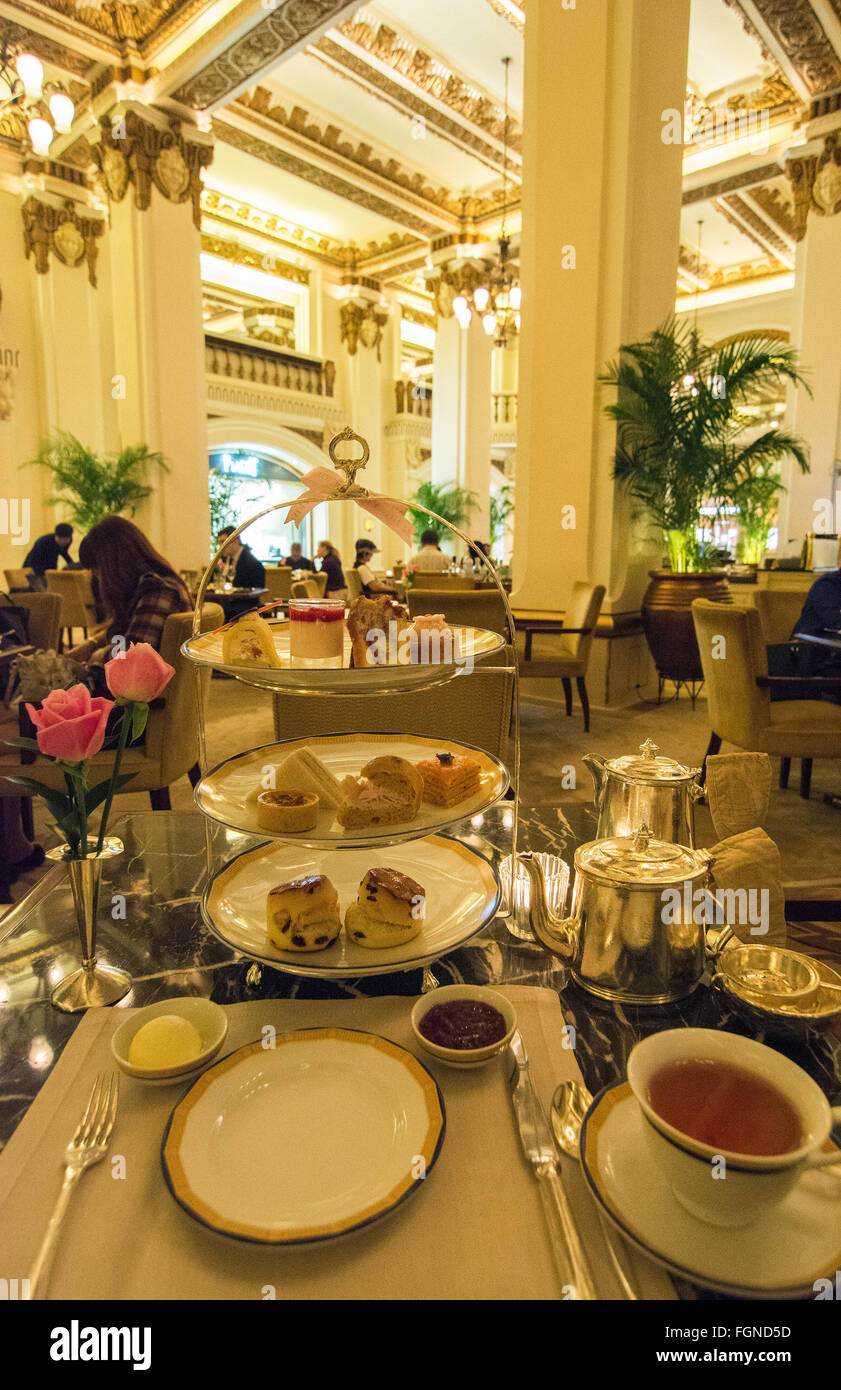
top-left (47, 837), bottom-right (132, 1013)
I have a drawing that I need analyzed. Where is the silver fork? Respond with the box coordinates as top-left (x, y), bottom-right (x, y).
top-left (28, 1072), bottom-right (119, 1300)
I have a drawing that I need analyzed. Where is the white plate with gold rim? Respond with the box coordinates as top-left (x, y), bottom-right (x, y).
top-left (202, 833), bottom-right (499, 977)
top-left (195, 733), bottom-right (509, 849)
top-left (580, 1081), bottom-right (841, 1299)
top-left (161, 1029), bottom-right (445, 1244)
top-left (181, 619), bottom-right (504, 692)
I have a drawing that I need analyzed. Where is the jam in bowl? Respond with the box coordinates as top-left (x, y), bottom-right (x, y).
top-left (411, 984), bottom-right (517, 1067)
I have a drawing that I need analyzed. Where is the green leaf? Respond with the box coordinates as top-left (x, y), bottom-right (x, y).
top-left (3, 736), bottom-right (42, 753)
top-left (3, 776), bottom-right (72, 821)
top-left (84, 772), bottom-right (137, 815)
top-left (130, 703), bottom-right (148, 742)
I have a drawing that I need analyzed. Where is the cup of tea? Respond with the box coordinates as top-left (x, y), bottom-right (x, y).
top-left (627, 1028), bottom-right (841, 1227)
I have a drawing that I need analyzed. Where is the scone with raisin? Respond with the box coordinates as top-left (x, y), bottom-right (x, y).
top-left (267, 874), bottom-right (341, 952)
top-left (345, 868), bottom-right (426, 949)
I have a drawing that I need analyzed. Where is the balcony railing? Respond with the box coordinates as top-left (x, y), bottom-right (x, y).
top-left (205, 335), bottom-right (336, 397)
top-left (492, 393), bottom-right (518, 425)
top-left (395, 379), bottom-right (432, 418)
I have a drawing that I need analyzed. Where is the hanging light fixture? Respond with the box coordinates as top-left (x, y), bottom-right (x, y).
top-left (478, 56), bottom-right (522, 348)
top-left (0, 37), bottom-right (75, 156)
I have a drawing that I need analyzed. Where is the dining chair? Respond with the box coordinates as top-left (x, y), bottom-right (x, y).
top-left (291, 579), bottom-right (321, 599)
top-left (345, 570), bottom-right (363, 602)
top-left (0, 591), bottom-right (61, 652)
top-left (312, 571), bottom-right (328, 597)
top-left (264, 567), bottom-right (292, 603)
top-left (691, 599), bottom-right (841, 799)
top-left (4, 568), bottom-right (34, 592)
top-left (45, 570), bottom-right (99, 648)
top-left (753, 589), bottom-right (808, 646)
top-left (411, 574), bottom-right (475, 591)
top-left (517, 581), bottom-right (606, 733)
top-left (271, 644), bottom-right (516, 763)
top-left (0, 604), bottom-right (224, 812)
top-left (407, 587), bottom-right (511, 639)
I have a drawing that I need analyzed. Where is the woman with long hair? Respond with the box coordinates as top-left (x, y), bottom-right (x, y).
top-left (70, 516), bottom-right (190, 661)
top-left (316, 539), bottom-right (347, 601)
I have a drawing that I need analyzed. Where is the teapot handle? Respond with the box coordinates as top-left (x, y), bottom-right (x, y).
top-left (704, 923), bottom-right (734, 960)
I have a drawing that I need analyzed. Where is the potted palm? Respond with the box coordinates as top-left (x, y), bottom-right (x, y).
top-left (26, 431), bottom-right (168, 530)
top-left (601, 321), bottom-right (809, 682)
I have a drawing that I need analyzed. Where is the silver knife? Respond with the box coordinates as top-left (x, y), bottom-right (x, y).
top-left (508, 1030), bottom-right (598, 1301)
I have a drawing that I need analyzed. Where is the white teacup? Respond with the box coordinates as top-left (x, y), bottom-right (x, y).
top-left (627, 1028), bottom-right (841, 1227)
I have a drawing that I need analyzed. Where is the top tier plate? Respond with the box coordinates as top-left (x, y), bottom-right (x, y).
top-left (181, 618), bottom-right (505, 693)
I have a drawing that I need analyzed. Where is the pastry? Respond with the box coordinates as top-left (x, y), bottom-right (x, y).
top-left (267, 875), bottom-right (341, 951)
top-left (346, 595), bottom-right (410, 667)
top-left (338, 755), bottom-right (424, 829)
top-left (407, 612), bottom-right (458, 664)
top-left (345, 868), bottom-right (426, 949)
top-left (416, 750), bottom-right (482, 807)
top-left (257, 790), bottom-right (318, 833)
top-left (270, 748), bottom-right (343, 808)
top-left (221, 612), bottom-right (281, 668)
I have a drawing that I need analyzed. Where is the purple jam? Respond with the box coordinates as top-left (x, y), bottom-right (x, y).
top-left (419, 1000), bottom-right (507, 1050)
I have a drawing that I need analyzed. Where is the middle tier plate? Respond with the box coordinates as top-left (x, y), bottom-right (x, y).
top-left (202, 834), bottom-right (500, 978)
top-left (195, 732), bottom-right (510, 849)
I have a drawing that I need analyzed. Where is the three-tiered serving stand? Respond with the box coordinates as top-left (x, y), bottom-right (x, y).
top-left (183, 429), bottom-right (524, 982)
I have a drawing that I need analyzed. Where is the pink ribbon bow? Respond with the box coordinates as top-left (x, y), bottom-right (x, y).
top-left (283, 466), bottom-right (415, 545)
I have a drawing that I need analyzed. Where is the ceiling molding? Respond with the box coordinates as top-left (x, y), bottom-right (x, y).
top-left (171, 0), bottom-right (359, 110)
top-left (0, 15), bottom-right (95, 75)
top-left (716, 191), bottom-right (795, 264)
top-left (201, 231), bottom-right (311, 282)
top-left (212, 117), bottom-right (444, 238)
top-left (309, 36), bottom-right (520, 178)
top-left (10, 0), bottom-right (189, 44)
top-left (683, 161), bottom-right (785, 203)
top-left (333, 10), bottom-right (521, 153)
top-left (232, 87), bottom-right (508, 224)
top-left (747, 182), bottom-right (797, 237)
top-left (725, 0), bottom-right (841, 98)
top-left (482, 0), bottom-right (525, 34)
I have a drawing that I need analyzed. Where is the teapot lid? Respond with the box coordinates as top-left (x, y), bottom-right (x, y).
top-left (604, 739), bottom-right (699, 784)
top-left (578, 824), bottom-right (709, 884)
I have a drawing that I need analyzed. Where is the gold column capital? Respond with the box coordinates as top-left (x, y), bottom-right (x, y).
top-left (90, 107), bottom-right (214, 230)
top-left (785, 131), bottom-right (841, 240)
top-left (21, 196), bottom-right (105, 288)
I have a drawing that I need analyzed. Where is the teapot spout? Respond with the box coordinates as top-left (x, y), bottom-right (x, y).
top-left (582, 752), bottom-right (606, 804)
top-left (517, 852), bottom-right (577, 961)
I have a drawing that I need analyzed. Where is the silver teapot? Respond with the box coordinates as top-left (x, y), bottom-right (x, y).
top-left (520, 826), bottom-right (731, 1005)
top-left (584, 738), bottom-right (702, 847)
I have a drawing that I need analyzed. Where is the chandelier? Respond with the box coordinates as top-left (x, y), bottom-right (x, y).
top-left (452, 56), bottom-right (521, 348)
top-left (0, 38), bottom-right (75, 157)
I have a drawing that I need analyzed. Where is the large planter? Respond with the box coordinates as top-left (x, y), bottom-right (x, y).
top-left (642, 570), bottom-right (731, 683)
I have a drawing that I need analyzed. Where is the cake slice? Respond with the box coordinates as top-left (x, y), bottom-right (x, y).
top-left (416, 750), bottom-right (482, 807)
top-left (221, 612), bottom-right (281, 668)
top-left (346, 595), bottom-right (410, 667)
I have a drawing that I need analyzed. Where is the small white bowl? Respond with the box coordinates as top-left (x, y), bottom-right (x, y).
top-left (411, 985), bottom-right (517, 1069)
top-left (111, 998), bottom-right (228, 1085)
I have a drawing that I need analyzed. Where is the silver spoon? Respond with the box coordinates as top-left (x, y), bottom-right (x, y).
top-left (551, 1080), bottom-right (640, 1300)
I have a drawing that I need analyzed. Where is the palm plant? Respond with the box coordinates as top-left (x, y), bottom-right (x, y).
top-left (490, 484), bottom-right (514, 550)
top-left (600, 319), bottom-right (810, 572)
top-left (408, 480), bottom-right (477, 546)
top-left (729, 468), bottom-right (784, 565)
top-left (27, 432), bottom-right (168, 532)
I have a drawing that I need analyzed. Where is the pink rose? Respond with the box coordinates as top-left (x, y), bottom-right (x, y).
top-left (105, 643), bottom-right (174, 703)
top-left (26, 684), bottom-right (114, 762)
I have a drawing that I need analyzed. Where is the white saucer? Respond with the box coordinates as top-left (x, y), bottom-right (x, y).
top-left (580, 1081), bottom-right (841, 1299)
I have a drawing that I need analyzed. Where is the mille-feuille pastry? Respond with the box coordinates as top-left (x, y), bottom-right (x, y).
top-left (220, 612), bottom-right (281, 668)
top-left (271, 748), bottom-right (343, 809)
top-left (267, 874), bottom-right (341, 951)
top-left (416, 750), bottom-right (482, 807)
top-left (345, 868), bottom-right (426, 949)
top-left (256, 790), bottom-right (319, 833)
top-left (337, 755), bottom-right (424, 829)
top-left (346, 595), bottom-right (410, 667)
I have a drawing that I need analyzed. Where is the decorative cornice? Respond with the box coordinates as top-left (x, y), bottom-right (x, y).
top-left (172, 0), bottom-right (354, 110)
top-left (483, 0), bottom-right (525, 33)
top-left (0, 17), bottom-right (94, 76)
top-left (89, 109), bottom-right (212, 229)
top-left (333, 11), bottom-right (522, 154)
top-left (785, 131), bottom-right (841, 239)
top-left (400, 304), bottom-right (436, 329)
top-left (310, 35), bottom-right (518, 178)
top-left (676, 255), bottom-right (788, 296)
top-left (725, 0), bottom-right (841, 97)
top-left (212, 118), bottom-right (441, 238)
top-left (682, 163), bottom-right (784, 205)
top-left (339, 301), bottom-right (389, 359)
top-left (717, 191), bottom-right (793, 259)
top-left (232, 87), bottom-right (506, 223)
top-left (201, 232), bottom-right (311, 284)
top-left (200, 186), bottom-right (419, 267)
top-left (23, 0), bottom-right (190, 44)
top-left (21, 196), bottom-right (105, 286)
top-left (749, 183), bottom-right (796, 239)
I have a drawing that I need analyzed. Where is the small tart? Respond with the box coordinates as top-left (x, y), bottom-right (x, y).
top-left (257, 788), bottom-right (319, 832)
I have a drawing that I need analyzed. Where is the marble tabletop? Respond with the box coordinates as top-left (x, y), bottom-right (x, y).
top-left (2, 804), bottom-right (840, 1154)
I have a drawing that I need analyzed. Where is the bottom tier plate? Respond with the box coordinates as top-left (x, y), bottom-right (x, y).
top-left (201, 834), bottom-right (500, 977)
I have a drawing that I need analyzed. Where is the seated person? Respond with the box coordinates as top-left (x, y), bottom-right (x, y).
top-left (216, 527), bottom-right (266, 589)
top-left (792, 558), bottom-right (841, 679)
top-left (316, 540), bottom-right (347, 600)
top-left (353, 539), bottom-right (395, 597)
top-left (410, 529), bottom-right (450, 573)
top-left (70, 517), bottom-right (190, 666)
top-left (23, 522), bottom-right (75, 588)
top-left (283, 542), bottom-right (315, 572)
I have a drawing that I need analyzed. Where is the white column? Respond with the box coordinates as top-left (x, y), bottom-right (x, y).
top-left (431, 314), bottom-right (492, 547)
